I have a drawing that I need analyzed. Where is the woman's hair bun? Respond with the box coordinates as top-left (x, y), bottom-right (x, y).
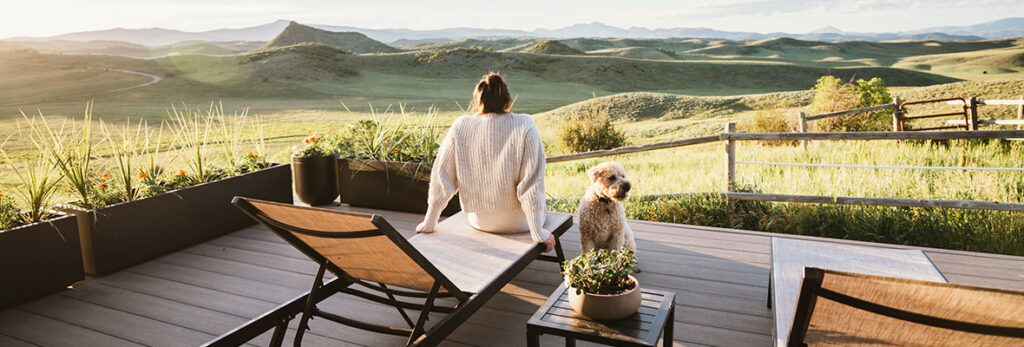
top-left (486, 73), bottom-right (503, 85)
top-left (471, 72), bottom-right (511, 115)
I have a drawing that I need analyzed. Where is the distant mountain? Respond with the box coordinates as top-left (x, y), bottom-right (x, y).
top-left (310, 25), bottom-right (533, 44)
top-left (911, 17), bottom-right (1024, 38)
top-left (7, 20), bottom-right (291, 46)
top-left (263, 22), bottom-right (397, 53)
top-left (5, 17), bottom-right (1023, 46)
top-left (810, 26), bottom-right (845, 34)
top-left (799, 32), bottom-right (983, 42)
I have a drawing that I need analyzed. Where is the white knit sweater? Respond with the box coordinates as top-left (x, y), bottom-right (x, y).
top-left (420, 112), bottom-right (549, 242)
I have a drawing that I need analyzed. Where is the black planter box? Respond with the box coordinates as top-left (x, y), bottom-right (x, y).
top-left (0, 214), bottom-right (83, 309)
top-left (59, 164), bottom-right (292, 275)
top-left (337, 158), bottom-right (460, 216)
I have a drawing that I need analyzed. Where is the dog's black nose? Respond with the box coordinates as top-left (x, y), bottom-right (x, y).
top-left (622, 181), bottom-right (631, 192)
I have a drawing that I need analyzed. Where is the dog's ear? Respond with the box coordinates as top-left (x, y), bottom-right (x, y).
top-left (587, 165), bottom-right (603, 183)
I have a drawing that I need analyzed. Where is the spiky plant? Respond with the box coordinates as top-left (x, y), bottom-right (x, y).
top-left (0, 136), bottom-right (63, 224)
top-left (21, 102), bottom-right (98, 208)
top-left (102, 119), bottom-right (147, 202)
top-left (168, 103), bottom-right (216, 184)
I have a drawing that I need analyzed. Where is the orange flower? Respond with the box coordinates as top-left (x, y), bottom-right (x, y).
top-left (0, 193), bottom-right (6, 199)
top-left (98, 183), bottom-right (109, 190)
top-left (405, 138), bottom-right (411, 142)
top-left (306, 130), bottom-right (313, 134)
top-left (229, 157), bottom-right (236, 163)
top-left (138, 172), bottom-right (148, 179)
top-left (304, 138), bottom-right (312, 144)
top-left (394, 149), bottom-right (401, 153)
top-left (202, 156), bottom-right (207, 162)
top-left (247, 151), bottom-right (259, 158)
top-left (101, 173), bottom-right (111, 180)
top-left (178, 169), bottom-right (187, 176)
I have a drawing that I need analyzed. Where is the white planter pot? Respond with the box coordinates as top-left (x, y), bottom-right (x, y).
top-left (566, 275), bottom-right (641, 320)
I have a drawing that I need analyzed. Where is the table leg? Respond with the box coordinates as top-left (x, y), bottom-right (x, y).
top-left (566, 336), bottom-right (576, 347)
top-left (527, 326), bottom-right (540, 347)
top-left (664, 305), bottom-right (675, 347)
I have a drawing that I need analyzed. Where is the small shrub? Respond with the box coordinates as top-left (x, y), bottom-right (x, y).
top-left (342, 105), bottom-right (441, 163)
top-left (0, 193), bottom-right (20, 230)
top-left (562, 249), bottom-right (641, 295)
top-left (558, 113), bottom-right (627, 153)
top-left (291, 134), bottom-right (334, 158)
top-left (748, 108), bottom-right (798, 146)
top-left (810, 76), bottom-right (893, 132)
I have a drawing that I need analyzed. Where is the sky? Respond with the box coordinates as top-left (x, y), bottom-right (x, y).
top-left (1, 0), bottom-right (1021, 37)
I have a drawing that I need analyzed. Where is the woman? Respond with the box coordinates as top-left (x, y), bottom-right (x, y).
top-left (416, 73), bottom-right (556, 252)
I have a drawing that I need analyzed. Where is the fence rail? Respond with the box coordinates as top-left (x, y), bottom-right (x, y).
top-left (802, 103), bottom-right (896, 121)
top-left (735, 160), bottom-right (1024, 171)
top-left (719, 192), bottom-right (1024, 212)
top-left (946, 99), bottom-right (1024, 106)
top-left (545, 135), bottom-right (719, 163)
top-left (546, 125), bottom-right (1024, 213)
top-left (721, 129), bottom-right (1024, 141)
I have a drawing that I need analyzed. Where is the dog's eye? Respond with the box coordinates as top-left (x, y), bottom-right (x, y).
top-left (609, 176), bottom-right (616, 181)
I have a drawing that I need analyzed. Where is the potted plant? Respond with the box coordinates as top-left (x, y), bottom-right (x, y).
top-left (562, 249), bottom-right (642, 320)
top-left (0, 145), bottom-right (82, 309)
top-left (49, 105), bottom-right (291, 275)
top-left (336, 106), bottom-right (459, 215)
top-left (292, 133), bottom-right (338, 206)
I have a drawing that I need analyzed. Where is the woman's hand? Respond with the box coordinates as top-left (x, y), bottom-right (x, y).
top-left (541, 235), bottom-right (556, 253)
top-left (416, 221), bottom-right (434, 234)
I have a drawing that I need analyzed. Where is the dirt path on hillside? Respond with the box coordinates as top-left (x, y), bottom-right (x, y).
top-left (0, 60), bottom-right (163, 106)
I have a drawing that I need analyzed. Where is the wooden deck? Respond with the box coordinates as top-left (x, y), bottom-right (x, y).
top-left (2, 205), bottom-right (1023, 346)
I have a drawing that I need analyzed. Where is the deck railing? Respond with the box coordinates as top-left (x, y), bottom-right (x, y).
top-left (546, 127), bottom-right (1024, 212)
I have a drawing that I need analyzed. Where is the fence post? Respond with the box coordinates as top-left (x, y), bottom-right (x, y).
top-left (798, 111), bottom-right (808, 150)
top-left (969, 96), bottom-right (979, 131)
top-left (892, 96), bottom-right (902, 132)
top-left (725, 122), bottom-right (736, 192)
top-left (1017, 95), bottom-right (1023, 130)
top-left (724, 122), bottom-right (736, 220)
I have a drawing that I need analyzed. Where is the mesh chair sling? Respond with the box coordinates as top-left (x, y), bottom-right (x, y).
top-left (788, 267), bottom-right (1024, 347)
top-left (225, 197), bottom-right (572, 346)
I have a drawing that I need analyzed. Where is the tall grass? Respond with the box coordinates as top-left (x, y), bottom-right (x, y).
top-left (214, 103), bottom-right (250, 173)
top-left (0, 138), bottom-right (63, 224)
top-left (21, 102), bottom-right (98, 207)
top-left (545, 139), bottom-right (1024, 256)
top-left (168, 104), bottom-right (215, 184)
top-left (102, 119), bottom-right (147, 202)
top-left (545, 139), bottom-right (1024, 203)
top-left (343, 102), bottom-right (442, 163)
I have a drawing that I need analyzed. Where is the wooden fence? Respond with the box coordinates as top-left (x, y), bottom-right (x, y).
top-left (797, 96), bottom-right (1024, 138)
top-left (545, 126), bottom-right (1024, 213)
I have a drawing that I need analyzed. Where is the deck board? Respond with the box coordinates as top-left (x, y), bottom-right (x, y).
top-left (2, 205), bottom-right (1022, 346)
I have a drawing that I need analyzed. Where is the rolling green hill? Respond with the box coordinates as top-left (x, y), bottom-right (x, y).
top-left (261, 21), bottom-right (398, 54)
top-left (520, 40), bottom-right (583, 55)
top-left (413, 38), bottom-right (536, 51)
top-left (537, 90), bottom-right (813, 122)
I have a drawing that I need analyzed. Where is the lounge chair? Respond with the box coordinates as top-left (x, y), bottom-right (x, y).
top-left (768, 237), bottom-right (949, 346)
top-left (787, 267), bottom-right (1024, 346)
top-left (207, 197), bottom-right (573, 347)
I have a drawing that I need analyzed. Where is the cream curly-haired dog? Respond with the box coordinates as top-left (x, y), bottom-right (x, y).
top-left (578, 162), bottom-right (636, 252)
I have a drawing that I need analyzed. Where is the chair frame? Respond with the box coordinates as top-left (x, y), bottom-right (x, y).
top-left (788, 267), bottom-right (1024, 346)
top-left (203, 197), bottom-right (572, 347)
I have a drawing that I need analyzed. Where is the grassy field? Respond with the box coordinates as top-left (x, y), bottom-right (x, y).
top-left (2, 34), bottom-right (1024, 254)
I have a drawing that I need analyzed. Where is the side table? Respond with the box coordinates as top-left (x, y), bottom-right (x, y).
top-left (527, 283), bottom-right (675, 347)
